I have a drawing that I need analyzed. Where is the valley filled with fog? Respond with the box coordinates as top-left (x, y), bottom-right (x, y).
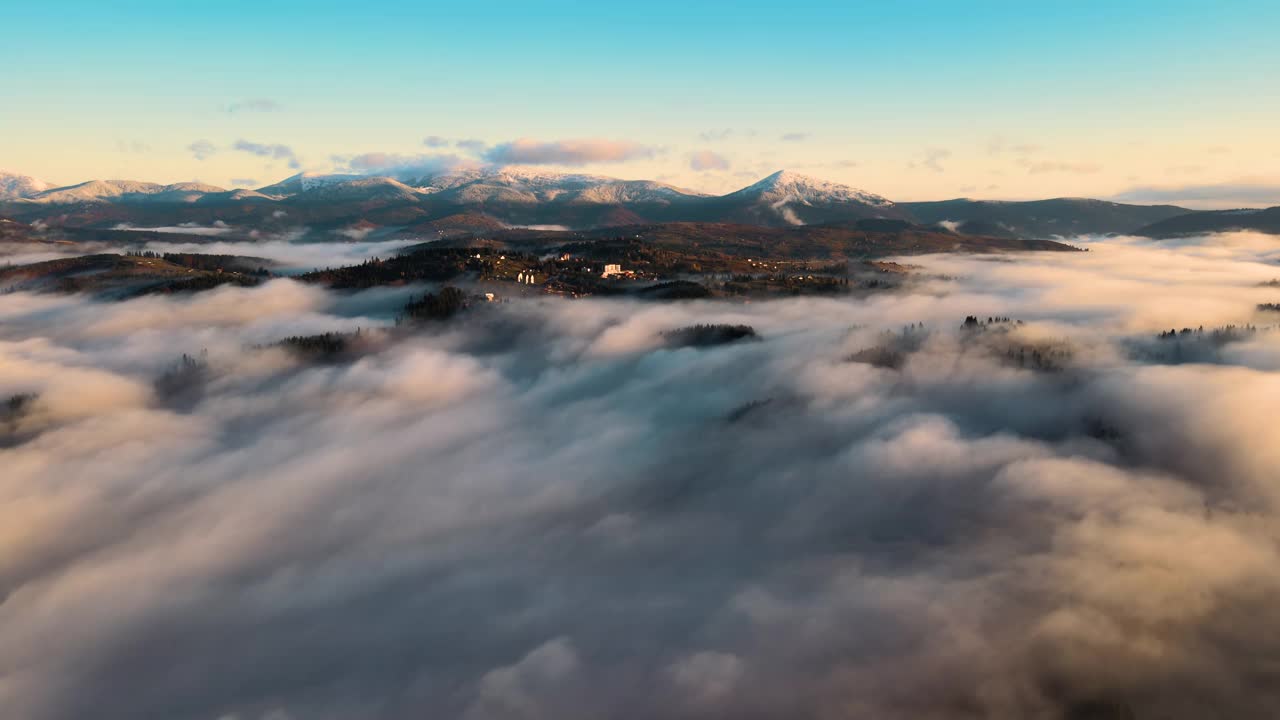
top-left (4, 232), bottom-right (1280, 719)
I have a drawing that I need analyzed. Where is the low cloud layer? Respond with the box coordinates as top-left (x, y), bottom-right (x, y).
top-left (187, 139), bottom-right (217, 161)
top-left (688, 150), bottom-right (730, 172)
top-left (1021, 158), bottom-right (1103, 175)
top-left (234, 139), bottom-right (301, 169)
top-left (337, 152), bottom-right (473, 178)
top-left (3, 234), bottom-right (1280, 718)
top-left (916, 147), bottom-right (951, 172)
top-left (1113, 181), bottom-right (1280, 210)
top-left (482, 138), bottom-right (659, 166)
top-left (226, 98), bottom-right (281, 113)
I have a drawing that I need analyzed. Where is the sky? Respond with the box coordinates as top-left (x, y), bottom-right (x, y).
top-left (3, 0), bottom-right (1280, 207)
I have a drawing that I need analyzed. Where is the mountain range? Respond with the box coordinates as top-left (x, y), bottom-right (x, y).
top-left (1, 168), bottom-right (1269, 240)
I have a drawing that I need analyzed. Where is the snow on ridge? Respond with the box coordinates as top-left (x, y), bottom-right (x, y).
top-left (737, 170), bottom-right (894, 207)
top-left (0, 171), bottom-right (52, 199)
top-left (22, 179), bottom-right (231, 204)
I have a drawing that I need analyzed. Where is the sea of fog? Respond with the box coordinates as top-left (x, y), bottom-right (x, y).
top-left (3, 233), bottom-right (1280, 719)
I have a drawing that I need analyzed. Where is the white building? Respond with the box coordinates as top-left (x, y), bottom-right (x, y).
top-left (601, 263), bottom-right (623, 278)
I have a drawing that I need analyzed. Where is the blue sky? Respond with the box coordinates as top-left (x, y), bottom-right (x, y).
top-left (3, 0), bottom-right (1279, 205)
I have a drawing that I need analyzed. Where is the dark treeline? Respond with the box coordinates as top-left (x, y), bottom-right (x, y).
top-left (556, 237), bottom-right (751, 275)
top-left (154, 352), bottom-right (209, 405)
top-left (635, 280), bottom-right (712, 300)
top-left (963, 315), bottom-right (1021, 329)
top-left (272, 332), bottom-right (353, 361)
top-left (725, 397), bottom-right (775, 424)
top-left (848, 345), bottom-right (907, 369)
top-left (402, 286), bottom-right (468, 323)
top-left (299, 241), bottom-right (760, 292)
top-left (721, 273), bottom-right (850, 297)
top-left (3, 392), bottom-right (36, 428)
top-left (126, 274), bottom-right (261, 297)
top-left (663, 324), bottom-right (758, 348)
top-left (1002, 343), bottom-right (1072, 372)
top-left (1158, 324), bottom-right (1258, 344)
top-left (300, 249), bottom-right (523, 289)
top-left (847, 323), bottom-right (932, 370)
top-left (126, 251), bottom-right (272, 275)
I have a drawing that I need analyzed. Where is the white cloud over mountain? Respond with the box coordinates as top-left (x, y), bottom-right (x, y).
top-left (482, 138), bottom-right (660, 166)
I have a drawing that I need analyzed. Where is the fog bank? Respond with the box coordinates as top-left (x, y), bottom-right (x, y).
top-left (3, 234), bottom-right (1280, 719)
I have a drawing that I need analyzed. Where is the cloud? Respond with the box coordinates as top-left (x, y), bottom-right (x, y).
top-left (335, 152), bottom-right (474, 178)
top-left (666, 651), bottom-right (743, 706)
top-left (465, 638), bottom-right (583, 719)
top-left (986, 136), bottom-right (1041, 156)
top-left (914, 147), bottom-right (951, 172)
top-left (455, 139), bottom-right (488, 153)
top-left (779, 132), bottom-right (810, 142)
top-left (688, 150), bottom-right (730, 172)
top-left (187, 139), bottom-right (217, 161)
top-left (1112, 181), bottom-right (1280, 210)
top-left (482, 138), bottom-right (659, 166)
top-left (130, 237), bottom-right (423, 272)
top-left (233, 139), bottom-right (301, 169)
top-left (794, 159), bottom-right (860, 171)
top-left (7, 233), bottom-right (1280, 718)
top-left (230, 178), bottom-right (258, 187)
top-left (226, 98), bottom-right (282, 113)
top-left (115, 140), bottom-right (151, 154)
top-left (699, 129), bottom-right (734, 142)
top-left (1022, 159), bottom-right (1103, 175)
top-left (418, 137), bottom-right (488, 153)
top-left (111, 220), bottom-right (233, 237)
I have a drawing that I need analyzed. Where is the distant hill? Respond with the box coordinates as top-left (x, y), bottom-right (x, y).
top-left (0, 216), bottom-right (41, 242)
top-left (1133, 206), bottom-right (1280, 237)
top-left (901, 198), bottom-right (1190, 239)
top-left (400, 212), bottom-right (510, 239)
top-left (0, 216), bottom-right (251, 247)
top-left (467, 221), bottom-right (1079, 260)
top-left (0, 253), bottom-right (268, 297)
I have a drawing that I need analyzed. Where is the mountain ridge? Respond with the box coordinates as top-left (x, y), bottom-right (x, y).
top-left (0, 167), bottom-right (1227, 239)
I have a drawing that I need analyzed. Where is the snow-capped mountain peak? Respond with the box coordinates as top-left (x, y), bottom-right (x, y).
top-left (290, 176), bottom-right (424, 202)
top-left (402, 166), bottom-right (706, 205)
top-left (734, 170), bottom-right (893, 207)
top-left (24, 179), bottom-right (231, 204)
top-left (256, 172), bottom-right (367, 197)
top-left (0, 171), bottom-right (51, 200)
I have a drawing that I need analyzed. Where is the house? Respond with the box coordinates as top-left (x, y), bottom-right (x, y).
top-left (601, 263), bottom-right (624, 278)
